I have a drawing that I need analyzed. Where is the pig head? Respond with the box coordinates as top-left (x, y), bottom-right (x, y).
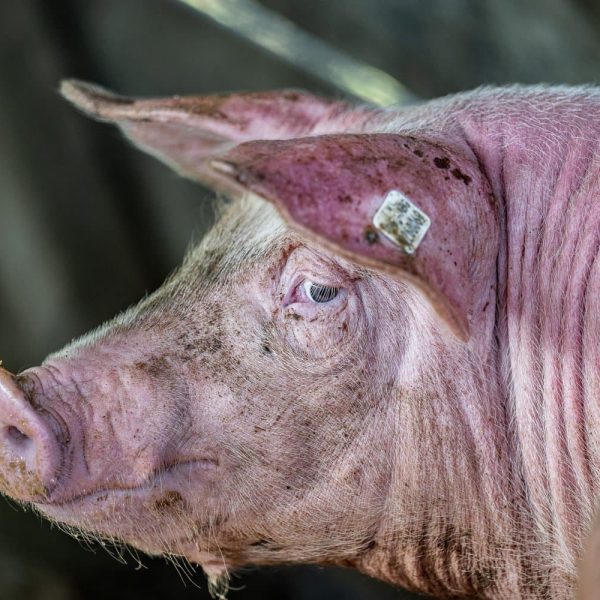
top-left (0, 80), bottom-right (598, 599)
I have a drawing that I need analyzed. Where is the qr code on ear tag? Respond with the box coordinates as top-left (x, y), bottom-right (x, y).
top-left (372, 190), bottom-right (431, 254)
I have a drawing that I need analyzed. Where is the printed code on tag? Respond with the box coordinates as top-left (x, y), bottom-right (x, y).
top-left (372, 190), bottom-right (431, 254)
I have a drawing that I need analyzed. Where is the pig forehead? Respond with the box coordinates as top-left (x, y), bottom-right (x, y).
top-left (180, 196), bottom-right (288, 273)
top-left (179, 194), bottom-right (362, 286)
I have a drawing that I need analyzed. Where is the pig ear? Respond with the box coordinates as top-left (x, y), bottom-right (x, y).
top-left (60, 80), bottom-right (356, 196)
top-left (210, 134), bottom-right (499, 339)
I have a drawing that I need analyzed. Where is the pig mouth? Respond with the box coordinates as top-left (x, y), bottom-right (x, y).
top-left (31, 458), bottom-right (219, 558)
top-left (35, 457), bottom-right (218, 512)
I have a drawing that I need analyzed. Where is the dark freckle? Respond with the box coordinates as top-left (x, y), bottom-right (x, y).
top-left (290, 313), bottom-right (302, 321)
top-left (285, 485), bottom-right (291, 490)
top-left (451, 168), bottom-right (472, 185)
top-left (364, 226), bottom-right (379, 245)
top-left (413, 148), bottom-right (424, 157)
top-left (338, 194), bottom-right (353, 204)
top-left (434, 156), bottom-right (451, 169)
top-left (262, 344), bottom-right (273, 354)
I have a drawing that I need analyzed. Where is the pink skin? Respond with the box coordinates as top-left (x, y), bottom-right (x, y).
top-left (0, 81), bottom-right (598, 598)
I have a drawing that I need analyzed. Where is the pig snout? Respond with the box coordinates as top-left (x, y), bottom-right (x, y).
top-left (0, 367), bottom-right (64, 502)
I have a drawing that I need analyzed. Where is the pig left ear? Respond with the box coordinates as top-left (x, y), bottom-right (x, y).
top-left (60, 80), bottom-right (358, 196)
top-left (210, 134), bottom-right (499, 340)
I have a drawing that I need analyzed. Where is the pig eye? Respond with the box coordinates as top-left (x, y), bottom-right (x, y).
top-left (303, 280), bottom-right (340, 303)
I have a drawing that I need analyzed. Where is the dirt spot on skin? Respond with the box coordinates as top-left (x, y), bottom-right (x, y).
top-left (134, 357), bottom-right (170, 377)
top-left (349, 466), bottom-right (364, 485)
top-left (153, 491), bottom-right (185, 512)
top-left (433, 156), bottom-right (451, 169)
top-left (201, 250), bottom-right (228, 279)
top-left (197, 337), bottom-right (223, 354)
top-left (4, 459), bottom-right (47, 499)
top-left (176, 305), bottom-right (225, 360)
top-left (364, 226), bottom-right (379, 245)
top-left (451, 168), bottom-right (472, 185)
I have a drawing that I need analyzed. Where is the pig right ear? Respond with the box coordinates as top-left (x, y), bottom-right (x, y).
top-left (60, 80), bottom-right (358, 196)
top-left (209, 134), bottom-right (499, 340)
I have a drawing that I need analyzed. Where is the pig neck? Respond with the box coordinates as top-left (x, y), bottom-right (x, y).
top-left (463, 90), bottom-right (600, 571)
top-left (456, 93), bottom-right (600, 594)
top-left (353, 329), bottom-right (532, 598)
top-left (354, 91), bottom-right (600, 597)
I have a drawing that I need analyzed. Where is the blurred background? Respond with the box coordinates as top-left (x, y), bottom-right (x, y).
top-left (0, 0), bottom-right (599, 598)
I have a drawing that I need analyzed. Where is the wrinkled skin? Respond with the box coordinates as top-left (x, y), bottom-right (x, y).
top-left (0, 81), bottom-right (599, 599)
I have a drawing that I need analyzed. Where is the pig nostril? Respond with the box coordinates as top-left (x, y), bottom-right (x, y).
top-left (5, 425), bottom-right (31, 449)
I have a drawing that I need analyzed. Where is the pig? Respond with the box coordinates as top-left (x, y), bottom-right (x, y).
top-left (0, 79), bottom-right (598, 600)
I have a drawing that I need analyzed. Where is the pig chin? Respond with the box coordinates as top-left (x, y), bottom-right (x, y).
top-left (34, 464), bottom-right (220, 564)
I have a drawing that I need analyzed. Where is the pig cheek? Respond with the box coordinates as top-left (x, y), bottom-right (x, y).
top-left (282, 307), bottom-right (353, 358)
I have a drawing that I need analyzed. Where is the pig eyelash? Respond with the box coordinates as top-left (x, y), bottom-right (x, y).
top-left (302, 280), bottom-right (340, 304)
